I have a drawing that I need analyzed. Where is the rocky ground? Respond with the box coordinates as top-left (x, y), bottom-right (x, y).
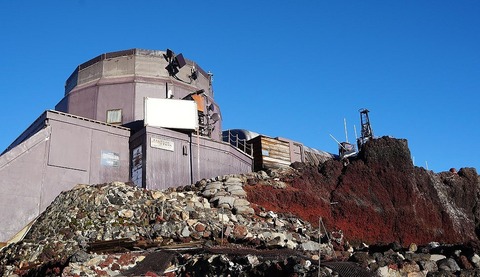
top-left (0, 174), bottom-right (338, 276)
top-left (1, 136), bottom-right (480, 276)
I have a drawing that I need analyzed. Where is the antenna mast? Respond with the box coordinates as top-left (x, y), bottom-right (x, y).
top-left (344, 118), bottom-right (349, 143)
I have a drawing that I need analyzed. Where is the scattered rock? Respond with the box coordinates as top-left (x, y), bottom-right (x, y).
top-left (437, 258), bottom-right (460, 272)
top-left (1, 151), bottom-right (480, 277)
top-left (301, 241), bottom-right (321, 252)
top-left (471, 253), bottom-right (480, 268)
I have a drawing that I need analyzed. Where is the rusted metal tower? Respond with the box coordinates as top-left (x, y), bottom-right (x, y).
top-left (357, 108), bottom-right (374, 149)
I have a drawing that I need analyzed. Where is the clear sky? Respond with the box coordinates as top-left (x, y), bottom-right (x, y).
top-left (1, 1), bottom-right (479, 173)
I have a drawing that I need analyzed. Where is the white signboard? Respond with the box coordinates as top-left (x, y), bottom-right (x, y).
top-left (144, 98), bottom-right (198, 130)
top-left (151, 137), bottom-right (175, 152)
top-left (101, 151), bottom-right (120, 167)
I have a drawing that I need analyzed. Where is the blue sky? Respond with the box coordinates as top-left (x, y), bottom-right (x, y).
top-left (1, 1), bottom-right (479, 172)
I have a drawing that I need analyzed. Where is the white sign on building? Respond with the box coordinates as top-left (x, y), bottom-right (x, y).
top-left (150, 137), bottom-right (175, 152)
top-left (144, 98), bottom-right (198, 130)
top-left (101, 151), bottom-right (120, 167)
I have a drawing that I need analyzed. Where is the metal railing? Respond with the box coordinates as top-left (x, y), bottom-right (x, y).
top-left (222, 131), bottom-right (253, 156)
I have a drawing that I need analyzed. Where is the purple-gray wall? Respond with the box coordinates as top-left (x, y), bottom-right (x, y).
top-left (0, 111), bottom-right (130, 242)
top-left (130, 126), bottom-right (253, 191)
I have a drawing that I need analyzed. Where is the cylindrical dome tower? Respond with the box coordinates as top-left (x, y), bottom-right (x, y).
top-left (55, 48), bottom-right (222, 140)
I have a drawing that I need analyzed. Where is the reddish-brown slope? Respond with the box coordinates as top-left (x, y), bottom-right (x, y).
top-left (246, 136), bottom-right (480, 246)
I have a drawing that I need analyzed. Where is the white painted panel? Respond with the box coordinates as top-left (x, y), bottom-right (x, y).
top-left (144, 98), bottom-right (198, 130)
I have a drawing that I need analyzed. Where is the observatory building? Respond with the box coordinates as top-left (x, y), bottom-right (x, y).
top-left (0, 49), bottom-right (253, 242)
top-left (0, 48), bottom-right (334, 242)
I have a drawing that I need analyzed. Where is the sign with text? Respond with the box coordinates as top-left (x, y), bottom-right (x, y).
top-left (151, 137), bottom-right (175, 152)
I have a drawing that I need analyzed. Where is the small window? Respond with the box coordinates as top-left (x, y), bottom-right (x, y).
top-left (107, 109), bottom-right (122, 124)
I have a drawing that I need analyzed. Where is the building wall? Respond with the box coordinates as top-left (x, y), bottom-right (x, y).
top-left (55, 49), bottom-right (222, 140)
top-left (134, 54), bottom-right (165, 79)
top-left (0, 111), bottom-right (130, 242)
top-left (276, 137), bottom-right (304, 163)
top-left (61, 85), bottom-right (98, 120)
top-left (144, 127), bottom-right (192, 190)
top-left (0, 49), bottom-right (251, 241)
top-left (96, 82), bottom-right (135, 123)
top-left (251, 136), bottom-right (292, 171)
top-left (134, 82), bottom-right (165, 120)
top-left (130, 126), bottom-right (253, 191)
top-left (0, 127), bottom-right (51, 241)
top-left (191, 136), bottom-right (253, 180)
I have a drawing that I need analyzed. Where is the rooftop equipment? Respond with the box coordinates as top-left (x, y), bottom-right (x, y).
top-left (164, 48), bottom-right (186, 76)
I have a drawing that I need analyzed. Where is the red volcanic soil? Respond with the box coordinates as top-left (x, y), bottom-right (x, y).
top-left (245, 137), bottom-right (480, 247)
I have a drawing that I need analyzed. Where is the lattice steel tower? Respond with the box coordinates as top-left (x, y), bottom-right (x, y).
top-left (357, 108), bottom-right (374, 149)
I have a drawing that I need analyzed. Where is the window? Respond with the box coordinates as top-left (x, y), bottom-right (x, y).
top-left (106, 109), bottom-right (122, 124)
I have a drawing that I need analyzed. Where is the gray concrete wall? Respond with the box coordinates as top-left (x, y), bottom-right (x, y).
top-left (0, 111), bottom-right (130, 242)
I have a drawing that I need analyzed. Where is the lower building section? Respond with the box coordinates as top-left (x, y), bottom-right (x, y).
top-left (0, 111), bottom-right (130, 242)
top-left (223, 129), bottom-right (335, 172)
top-left (130, 126), bottom-right (253, 191)
top-left (0, 111), bottom-right (253, 242)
